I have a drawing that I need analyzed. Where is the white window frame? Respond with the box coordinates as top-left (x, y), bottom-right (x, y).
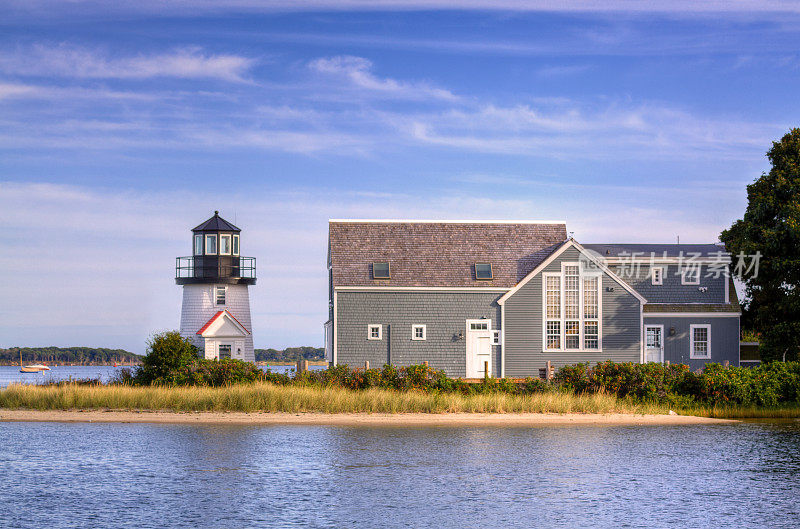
top-left (491, 329), bottom-right (501, 345)
top-left (542, 262), bottom-right (603, 352)
top-left (217, 343), bottom-right (232, 360)
top-left (368, 324), bottom-right (382, 340)
top-left (194, 234), bottom-right (203, 256)
top-left (681, 266), bottom-right (701, 285)
top-left (651, 266), bottom-right (664, 286)
top-left (215, 285), bottom-right (226, 305)
top-left (232, 234), bottom-right (240, 256)
top-left (689, 324), bottom-right (711, 359)
top-left (412, 324), bottom-right (426, 341)
top-left (219, 234), bottom-right (232, 256)
top-left (205, 234), bottom-right (217, 255)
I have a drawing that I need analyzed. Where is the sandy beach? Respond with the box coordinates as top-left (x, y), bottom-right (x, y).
top-left (0, 409), bottom-right (734, 426)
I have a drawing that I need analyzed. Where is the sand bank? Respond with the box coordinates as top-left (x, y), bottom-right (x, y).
top-left (0, 409), bottom-right (734, 426)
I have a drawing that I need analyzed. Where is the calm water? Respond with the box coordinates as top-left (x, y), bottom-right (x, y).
top-left (0, 420), bottom-right (798, 528)
top-left (0, 365), bottom-right (324, 389)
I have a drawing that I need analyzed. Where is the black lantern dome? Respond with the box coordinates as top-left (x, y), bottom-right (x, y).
top-left (175, 211), bottom-right (256, 285)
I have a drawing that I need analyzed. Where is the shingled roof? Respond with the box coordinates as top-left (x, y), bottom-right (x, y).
top-left (329, 220), bottom-right (567, 288)
top-left (193, 211), bottom-right (240, 232)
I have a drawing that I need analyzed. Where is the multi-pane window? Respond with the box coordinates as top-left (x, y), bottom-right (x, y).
top-left (205, 234), bottom-right (217, 255)
top-left (470, 322), bottom-right (489, 330)
top-left (546, 321), bottom-right (561, 349)
top-left (544, 263), bottom-right (602, 351)
top-left (651, 267), bottom-right (663, 285)
top-left (220, 234), bottom-right (231, 255)
top-left (215, 286), bottom-right (226, 305)
top-left (368, 324), bottom-right (382, 340)
top-left (690, 324), bottom-right (710, 359)
top-left (412, 325), bottom-right (426, 340)
top-left (584, 321), bottom-right (599, 350)
top-left (194, 234), bottom-right (203, 255)
top-left (218, 344), bottom-right (231, 359)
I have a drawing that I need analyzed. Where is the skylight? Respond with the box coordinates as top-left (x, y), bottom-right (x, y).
top-left (372, 262), bottom-right (390, 279)
top-left (475, 263), bottom-right (493, 280)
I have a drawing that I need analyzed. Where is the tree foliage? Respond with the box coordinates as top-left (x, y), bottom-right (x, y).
top-left (254, 346), bottom-right (324, 362)
top-left (0, 347), bottom-right (141, 365)
top-left (138, 331), bottom-right (199, 384)
top-left (721, 128), bottom-right (800, 362)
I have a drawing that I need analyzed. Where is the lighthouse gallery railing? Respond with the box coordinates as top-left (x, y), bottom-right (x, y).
top-left (175, 256), bottom-right (256, 279)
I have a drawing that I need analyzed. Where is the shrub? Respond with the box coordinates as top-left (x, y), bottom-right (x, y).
top-left (137, 331), bottom-right (198, 385)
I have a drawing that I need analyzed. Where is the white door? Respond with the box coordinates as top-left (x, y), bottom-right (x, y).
top-left (466, 320), bottom-right (492, 378)
top-left (645, 325), bottom-right (663, 363)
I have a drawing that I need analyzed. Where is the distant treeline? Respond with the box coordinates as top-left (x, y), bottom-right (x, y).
top-left (254, 347), bottom-right (325, 362)
top-left (0, 347), bottom-right (142, 366)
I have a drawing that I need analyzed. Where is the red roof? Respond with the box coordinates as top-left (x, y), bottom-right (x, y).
top-left (196, 310), bottom-right (250, 335)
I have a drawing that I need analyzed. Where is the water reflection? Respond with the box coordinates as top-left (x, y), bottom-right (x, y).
top-left (0, 421), bottom-right (798, 528)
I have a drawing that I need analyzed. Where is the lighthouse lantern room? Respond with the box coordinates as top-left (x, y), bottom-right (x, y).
top-left (176, 211), bottom-right (256, 362)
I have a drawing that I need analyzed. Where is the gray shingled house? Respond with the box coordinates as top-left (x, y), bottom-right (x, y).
top-left (324, 220), bottom-right (740, 378)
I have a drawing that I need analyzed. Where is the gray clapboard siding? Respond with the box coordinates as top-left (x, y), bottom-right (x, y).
top-left (335, 290), bottom-right (502, 377)
top-left (503, 247), bottom-right (642, 376)
top-left (615, 264), bottom-right (726, 303)
top-left (643, 316), bottom-right (740, 369)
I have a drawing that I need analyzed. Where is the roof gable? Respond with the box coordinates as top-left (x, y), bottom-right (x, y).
top-left (498, 239), bottom-right (648, 305)
top-left (197, 310), bottom-right (250, 337)
top-left (329, 220), bottom-right (567, 288)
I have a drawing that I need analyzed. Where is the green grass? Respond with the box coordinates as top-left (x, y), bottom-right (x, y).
top-left (0, 382), bottom-right (668, 414)
top-left (674, 405), bottom-right (800, 419)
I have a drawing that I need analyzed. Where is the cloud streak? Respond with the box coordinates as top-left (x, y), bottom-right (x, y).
top-left (309, 55), bottom-right (459, 101)
top-left (0, 45), bottom-right (256, 82)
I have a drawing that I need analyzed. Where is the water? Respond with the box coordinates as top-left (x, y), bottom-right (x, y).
top-left (0, 365), bottom-right (325, 389)
top-left (0, 420), bottom-right (798, 528)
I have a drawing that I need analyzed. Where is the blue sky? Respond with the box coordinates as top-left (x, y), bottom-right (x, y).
top-left (1, 1), bottom-right (798, 353)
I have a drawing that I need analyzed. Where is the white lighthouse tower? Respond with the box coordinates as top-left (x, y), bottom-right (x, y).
top-left (176, 211), bottom-right (256, 362)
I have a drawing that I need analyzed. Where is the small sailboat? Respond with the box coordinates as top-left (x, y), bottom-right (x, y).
top-left (19, 351), bottom-right (50, 373)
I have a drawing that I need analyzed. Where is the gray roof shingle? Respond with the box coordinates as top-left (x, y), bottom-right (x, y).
top-left (583, 243), bottom-right (726, 258)
top-left (329, 221), bottom-right (567, 288)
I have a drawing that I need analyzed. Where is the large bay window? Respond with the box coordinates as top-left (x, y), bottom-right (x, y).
top-left (544, 262), bottom-right (602, 351)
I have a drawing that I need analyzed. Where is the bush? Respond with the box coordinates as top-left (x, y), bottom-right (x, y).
top-left (553, 360), bottom-right (800, 406)
top-left (137, 331), bottom-right (198, 385)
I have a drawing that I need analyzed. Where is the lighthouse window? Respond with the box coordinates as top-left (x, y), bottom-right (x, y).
top-left (194, 234), bottom-right (203, 255)
top-left (220, 234), bottom-right (231, 255)
top-left (216, 286), bottom-right (226, 305)
top-left (205, 234), bottom-right (217, 255)
top-left (233, 235), bottom-right (239, 255)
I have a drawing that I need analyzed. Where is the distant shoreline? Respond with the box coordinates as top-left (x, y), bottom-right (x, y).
top-left (0, 410), bottom-right (735, 426)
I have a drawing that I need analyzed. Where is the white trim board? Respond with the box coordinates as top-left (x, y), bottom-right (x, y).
top-left (644, 312), bottom-right (741, 318)
top-left (497, 239), bottom-right (647, 305)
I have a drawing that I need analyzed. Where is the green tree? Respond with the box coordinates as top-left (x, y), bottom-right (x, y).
top-left (721, 128), bottom-right (800, 362)
top-left (139, 331), bottom-right (198, 383)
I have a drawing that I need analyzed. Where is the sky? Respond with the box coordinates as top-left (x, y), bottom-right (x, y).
top-left (1, 1), bottom-right (798, 353)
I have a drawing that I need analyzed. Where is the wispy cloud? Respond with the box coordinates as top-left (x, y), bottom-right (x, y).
top-left (394, 101), bottom-right (782, 159)
top-left (0, 44), bottom-right (256, 82)
top-left (5, 0), bottom-right (800, 16)
top-left (309, 55), bottom-right (459, 101)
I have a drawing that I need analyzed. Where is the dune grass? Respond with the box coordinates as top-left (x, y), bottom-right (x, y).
top-left (0, 382), bottom-right (669, 415)
top-left (675, 405), bottom-right (800, 419)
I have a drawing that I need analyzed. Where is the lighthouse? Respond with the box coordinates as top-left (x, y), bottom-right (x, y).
top-left (175, 211), bottom-right (256, 362)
